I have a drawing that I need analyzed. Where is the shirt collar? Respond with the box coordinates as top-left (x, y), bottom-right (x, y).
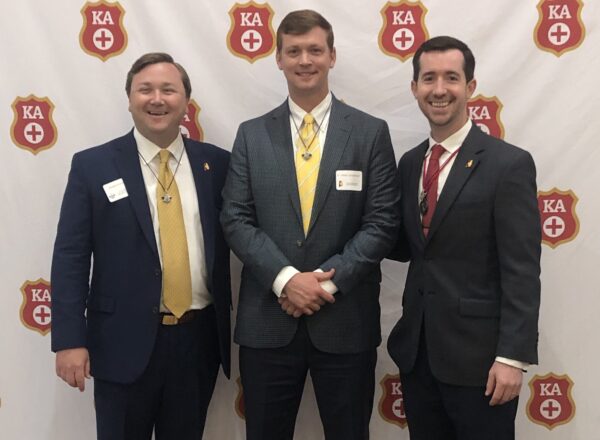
top-left (134, 128), bottom-right (185, 162)
top-left (427, 119), bottom-right (472, 155)
top-left (288, 92), bottom-right (332, 132)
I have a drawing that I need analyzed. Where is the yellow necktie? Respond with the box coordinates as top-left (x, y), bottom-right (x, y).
top-left (156, 149), bottom-right (192, 317)
top-left (295, 113), bottom-right (321, 235)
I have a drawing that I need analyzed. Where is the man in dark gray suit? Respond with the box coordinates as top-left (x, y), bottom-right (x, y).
top-left (221, 9), bottom-right (399, 440)
top-left (387, 36), bottom-right (541, 440)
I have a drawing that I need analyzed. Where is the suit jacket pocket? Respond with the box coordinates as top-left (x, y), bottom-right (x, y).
top-left (459, 298), bottom-right (500, 318)
top-left (87, 295), bottom-right (116, 313)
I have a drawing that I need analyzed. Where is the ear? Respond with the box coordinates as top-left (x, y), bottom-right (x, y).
top-left (466, 78), bottom-right (477, 99)
top-left (329, 47), bottom-right (336, 68)
top-left (276, 50), bottom-right (283, 70)
top-left (411, 80), bottom-right (417, 98)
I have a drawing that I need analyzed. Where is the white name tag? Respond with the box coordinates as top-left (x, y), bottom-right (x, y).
top-left (336, 170), bottom-right (362, 191)
top-left (103, 178), bottom-right (129, 203)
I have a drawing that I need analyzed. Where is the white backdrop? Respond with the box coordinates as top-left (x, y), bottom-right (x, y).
top-left (1, 1), bottom-right (599, 438)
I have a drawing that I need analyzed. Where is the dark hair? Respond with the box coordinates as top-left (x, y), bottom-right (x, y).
top-left (276, 9), bottom-right (334, 52)
top-left (412, 36), bottom-right (475, 82)
top-left (125, 52), bottom-right (192, 98)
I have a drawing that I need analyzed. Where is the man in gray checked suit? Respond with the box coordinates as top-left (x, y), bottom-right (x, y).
top-left (221, 9), bottom-right (399, 440)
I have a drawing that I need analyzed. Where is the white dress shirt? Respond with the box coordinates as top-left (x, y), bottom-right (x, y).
top-left (420, 119), bottom-right (529, 370)
top-left (272, 93), bottom-right (338, 297)
top-left (134, 128), bottom-right (212, 311)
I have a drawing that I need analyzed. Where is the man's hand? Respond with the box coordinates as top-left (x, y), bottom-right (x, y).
top-left (280, 269), bottom-right (336, 317)
top-left (485, 361), bottom-right (523, 406)
top-left (56, 347), bottom-right (91, 392)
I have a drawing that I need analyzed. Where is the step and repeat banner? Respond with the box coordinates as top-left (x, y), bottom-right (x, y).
top-left (1, 1), bottom-right (598, 438)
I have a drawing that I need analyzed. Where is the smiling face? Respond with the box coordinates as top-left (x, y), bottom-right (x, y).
top-left (276, 26), bottom-right (336, 111)
top-left (411, 49), bottom-right (476, 142)
top-left (128, 62), bottom-right (189, 148)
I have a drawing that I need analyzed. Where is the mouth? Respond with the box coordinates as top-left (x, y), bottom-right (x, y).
top-left (429, 101), bottom-right (450, 109)
top-left (147, 110), bottom-right (168, 116)
top-left (296, 71), bottom-right (316, 78)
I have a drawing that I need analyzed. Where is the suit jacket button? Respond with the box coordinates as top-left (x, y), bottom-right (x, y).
top-left (296, 240), bottom-right (303, 247)
top-left (152, 306), bottom-right (159, 314)
top-left (154, 268), bottom-right (160, 277)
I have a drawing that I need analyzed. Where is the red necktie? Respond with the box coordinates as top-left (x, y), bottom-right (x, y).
top-left (422, 144), bottom-right (446, 237)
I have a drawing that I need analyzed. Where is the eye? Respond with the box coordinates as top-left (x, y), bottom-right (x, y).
top-left (286, 48), bottom-right (299, 56)
top-left (311, 48), bottom-right (323, 55)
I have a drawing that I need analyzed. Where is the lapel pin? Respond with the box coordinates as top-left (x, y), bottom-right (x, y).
top-left (466, 160), bottom-right (473, 168)
top-left (203, 162), bottom-right (210, 171)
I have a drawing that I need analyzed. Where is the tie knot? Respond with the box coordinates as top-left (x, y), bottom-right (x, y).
top-left (303, 113), bottom-right (315, 125)
top-left (159, 149), bottom-right (171, 164)
top-left (430, 144), bottom-right (445, 160)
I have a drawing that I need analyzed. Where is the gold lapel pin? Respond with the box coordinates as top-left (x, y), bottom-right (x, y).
top-left (466, 160), bottom-right (473, 168)
top-left (203, 162), bottom-right (210, 171)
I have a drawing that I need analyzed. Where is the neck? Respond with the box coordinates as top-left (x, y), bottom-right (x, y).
top-left (430, 116), bottom-right (469, 143)
top-left (289, 89), bottom-right (329, 113)
top-left (139, 128), bottom-right (179, 149)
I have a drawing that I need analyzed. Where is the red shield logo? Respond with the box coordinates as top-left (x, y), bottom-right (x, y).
top-left (235, 376), bottom-right (246, 419)
top-left (527, 373), bottom-right (576, 429)
top-left (378, 374), bottom-right (407, 428)
top-left (11, 95), bottom-right (58, 154)
top-left (180, 100), bottom-right (204, 142)
top-left (468, 95), bottom-right (505, 139)
top-left (79, 1), bottom-right (128, 61)
top-left (538, 188), bottom-right (579, 248)
top-left (20, 279), bottom-right (52, 335)
top-left (378, 1), bottom-right (429, 62)
top-left (227, 2), bottom-right (275, 63)
top-left (534, 0), bottom-right (585, 56)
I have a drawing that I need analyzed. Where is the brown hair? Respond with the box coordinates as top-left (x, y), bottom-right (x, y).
top-left (125, 52), bottom-right (192, 98)
top-left (276, 10), bottom-right (334, 52)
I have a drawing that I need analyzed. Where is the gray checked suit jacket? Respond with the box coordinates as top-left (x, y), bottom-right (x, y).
top-left (221, 96), bottom-right (400, 354)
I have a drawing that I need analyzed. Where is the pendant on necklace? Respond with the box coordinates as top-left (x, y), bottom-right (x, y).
top-left (419, 192), bottom-right (428, 215)
top-left (161, 193), bottom-right (172, 203)
top-left (302, 151), bottom-right (312, 161)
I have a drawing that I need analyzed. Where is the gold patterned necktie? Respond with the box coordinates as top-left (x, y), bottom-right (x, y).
top-left (156, 149), bottom-right (192, 317)
top-left (295, 113), bottom-right (321, 235)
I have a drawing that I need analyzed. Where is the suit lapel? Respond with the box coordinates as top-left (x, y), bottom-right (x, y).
top-left (406, 141), bottom-right (429, 243)
top-left (266, 101), bottom-right (303, 227)
top-left (427, 126), bottom-right (484, 239)
top-left (186, 139), bottom-right (215, 288)
top-left (308, 97), bottom-right (351, 234)
top-left (113, 131), bottom-right (159, 258)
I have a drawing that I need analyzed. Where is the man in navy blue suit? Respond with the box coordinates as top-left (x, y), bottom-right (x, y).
top-left (51, 53), bottom-right (231, 439)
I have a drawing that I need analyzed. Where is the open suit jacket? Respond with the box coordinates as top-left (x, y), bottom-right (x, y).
top-left (387, 124), bottom-right (541, 386)
top-left (221, 96), bottom-right (400, 354)
top-left (51, 130), bottom-right (231, 383)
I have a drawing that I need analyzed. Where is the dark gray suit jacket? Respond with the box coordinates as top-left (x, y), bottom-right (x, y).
top-left (221, 96), bottom-right (400, 354)
top-left (387, 125), bottom-right (541, 386)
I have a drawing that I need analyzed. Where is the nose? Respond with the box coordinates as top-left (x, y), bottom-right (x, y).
top-left (433, 78), bottom-right (446, 96)
top-left (299, 50), bottom-right (311, 66)
top-left (150, 89), bottom-right (164, 104)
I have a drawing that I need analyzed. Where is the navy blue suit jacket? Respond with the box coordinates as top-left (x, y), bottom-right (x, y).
top-left (51, 131), bottom-right (231, 383)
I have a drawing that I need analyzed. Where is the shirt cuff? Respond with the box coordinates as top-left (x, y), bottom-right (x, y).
top-left (495, 356), bottom-right (529, 371)
top-left (272, 266), bottom-right (299, 297)
top-left (314, 269), bottom-right (338, 294)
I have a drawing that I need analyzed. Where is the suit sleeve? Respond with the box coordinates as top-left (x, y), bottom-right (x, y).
top-left (494, 150), bottom-right (541, 363)
top-left (50, 154), bottom-right (92, 352)
top-left (319, 120), bottom-right (401, 293)
top-left (220, 125), bottom-right (292, 289)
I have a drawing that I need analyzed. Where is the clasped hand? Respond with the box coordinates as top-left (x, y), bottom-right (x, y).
top-left (278, 269), bottom-right (336, 318)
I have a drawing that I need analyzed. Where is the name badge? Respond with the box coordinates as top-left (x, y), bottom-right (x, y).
top-left (103, 178), bottom-right (129, 203)
top-left (336, 170), bottom-right (362, 191)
